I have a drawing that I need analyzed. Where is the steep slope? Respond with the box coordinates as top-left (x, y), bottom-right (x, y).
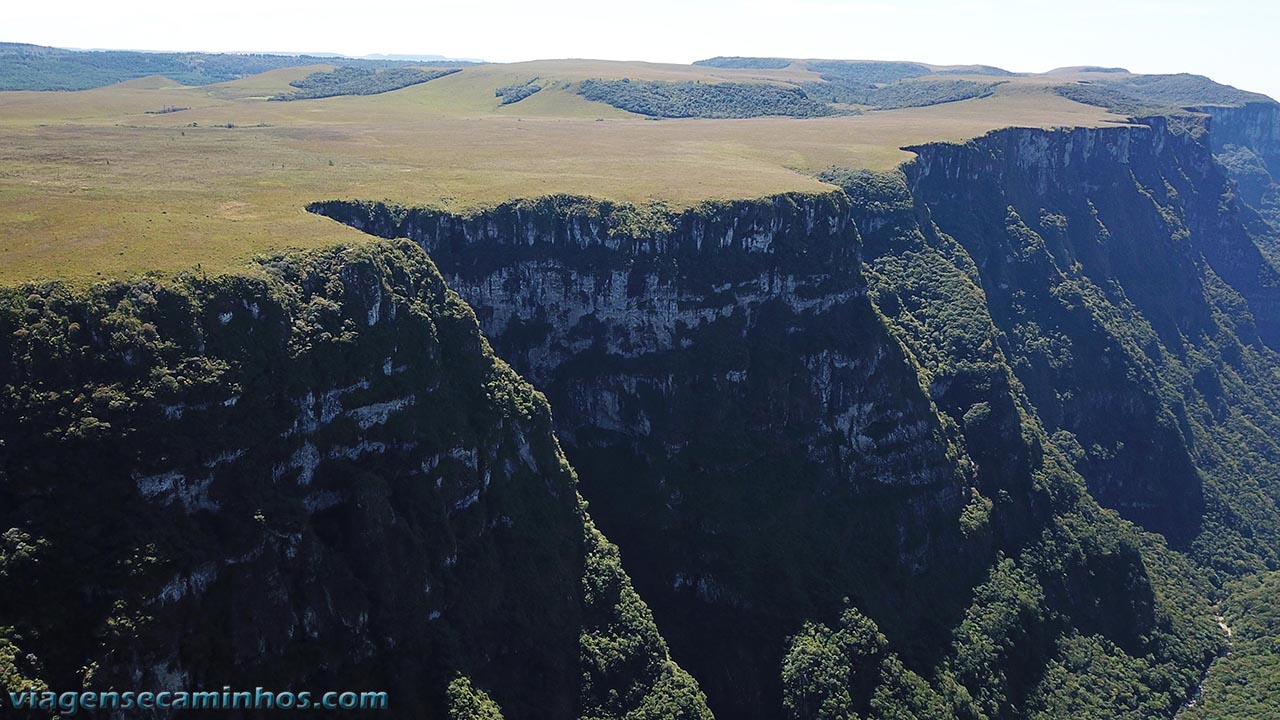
top-left (0, 241), bottom-right (710, 719)
top-left (1178, 571), bottom-right (1280, 720)
top-left (313, 115), bottom-right (1270, 717)
top-left (5, 62), bottom-right (1279, 720)
top-left (310, 194), bottom-right (991, 715)
top-left (897, 115), bottom-right (1280, 577)
top-left (1201, 102), bottom-right (1280, 231)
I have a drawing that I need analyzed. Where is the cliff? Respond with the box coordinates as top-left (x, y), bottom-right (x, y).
top-left (1199, 102), bottom-right (1280, 230)
top-left (0, 242), bottom-right (711, 719)
top-left (4, 99), bottom-right (1280, 720)
top-left (901, 115), bottom-right (1280, 576)
top-left (311, 193), bottom-right (989, 716)
top-left (310, 104), bottom-right (1280, 719)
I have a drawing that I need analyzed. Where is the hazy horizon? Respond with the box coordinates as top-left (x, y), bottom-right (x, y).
top-left (6, 0), bottom-right (1278, 101)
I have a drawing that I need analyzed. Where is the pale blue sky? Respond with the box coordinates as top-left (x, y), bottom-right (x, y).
top-left (8, 0), bottom-right (1278, 100)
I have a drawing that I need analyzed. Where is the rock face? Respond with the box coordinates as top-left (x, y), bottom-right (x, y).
top-left (7, 101), bottom-right (1280, 720)
top-left (1201, 102), bottom-right (1280, 173)
top-left (312, 104), bottom-right (1280, 719)
top-left (901, 115), bottom-right (1280, 575)
top-left (1200, 102), bottom-right (1280, 230)
top-left (0, 242), bottom-right (711, 720)
top-left (311, 194), bottom-right (988, 716)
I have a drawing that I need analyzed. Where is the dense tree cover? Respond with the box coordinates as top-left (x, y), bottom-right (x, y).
top-left (319, 175), bottom-right (1229, 720)
top-left (0, 241), bottom-right (710, 719)
top-left (807, 60), bottom-right (933, 85)
top-left (272, 66), bottom-right (460, 100)
top-left (0, 532), bottom-right (43, 696)
top-left (782, 606), bottom-right (951, 720)
top-left (1214, 143), bottom-right (1280, 230)
top-left (802, 79), bottom-right (999, 109)
top-left (692, 57), bottom-right (793, 69)
top-left (1056, 74), bottom-right (1272, 115)
top-left (495, 78), bottom-right (542, 105)
top-left (1, 625), bottom-right (45, 694)
top-left (1178, 571), bottom-right (1280, 720)
top-left (882, 117), bottom-right (1280, 579)
top-left (580, 518), bottom-right (714, 720)
top-left (449, 676), bottom-right (506, 720)
top-left (577, 79), bottom-right (839, 118)
top-left (934, 65), bottom-right (1017, 77)
top-left (576, 73), bottom-right (997, 118)
top-left (0, 42), bottom-right (450, 91)
top-left (815, 160), bottom-right (1231, 719)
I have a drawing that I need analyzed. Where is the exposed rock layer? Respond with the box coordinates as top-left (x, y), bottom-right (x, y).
top-left (311, 108), bottom-right (1280, 717)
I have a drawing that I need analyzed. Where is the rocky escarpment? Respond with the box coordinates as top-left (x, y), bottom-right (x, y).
top-left (0, 242), bottom-right (711, 719)
top-left (313, 144), bottom-right (1246, 718)
top-left (900, 115), bottom-right (1280, 577)
top-left (1198, 101), bottom-right (1280, 230)
top-left (311, 193), bottom-right (982, 717)
top-left (1200, 102), bottom-right (1280, 174)
top-left (4, 92), bottom-right (1271, 720)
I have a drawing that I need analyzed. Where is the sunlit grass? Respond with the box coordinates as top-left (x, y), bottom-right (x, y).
top-left (0, 61), bottom-right (1124, 283)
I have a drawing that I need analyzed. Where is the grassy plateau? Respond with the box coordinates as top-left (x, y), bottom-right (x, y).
top-left (0, 59), bottom-right (1131, 283)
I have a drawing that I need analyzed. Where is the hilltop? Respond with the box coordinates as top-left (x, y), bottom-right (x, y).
top-left (0, 48), bottom-right (1274, 282)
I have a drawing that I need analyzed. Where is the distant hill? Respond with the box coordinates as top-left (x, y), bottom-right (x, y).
top-left (692, 56), bottom-right (793, 69)
top-left (0, 42), bottom-right (469, 90)
top-left (1055, 73), bottom-right (1274, 114)
top-left (362, 52), bottom-right (485, 63)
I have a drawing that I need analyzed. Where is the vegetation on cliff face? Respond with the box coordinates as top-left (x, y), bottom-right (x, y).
top-left (5, 59), bottom-right (1280, 720)
top-left (827, 158), bottom-right (1225, 720)
top-left (311, 191), bottom-right (990, 717)
top-left (0, 240), bottom-right (708, 719)
top-left (1178, 571), bottom-right (1280, 720)
top-left (313, 140), bottom-right (1246, 718)
top-left (781, 606), bottom-right (951, 720)
top-left (848, 116), bottom-right (1280, 719)
top-left (898, 117), bottom-right (1280, 580)
top-left (580, 519), bottom-right (713, 720)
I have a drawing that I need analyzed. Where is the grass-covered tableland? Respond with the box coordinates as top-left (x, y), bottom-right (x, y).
top-left (1055, 73), bottom-right (1274, 115)
top-left (0, 42), bottom-right (468, 91)
top-left (0, 50), bottom-right (1265, 283)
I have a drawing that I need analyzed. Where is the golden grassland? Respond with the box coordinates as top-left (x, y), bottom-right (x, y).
top-left (0, 60), bottom-right (1127, 283)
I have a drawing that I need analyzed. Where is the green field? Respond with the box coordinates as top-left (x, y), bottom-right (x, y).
top-left (0, 59), bottom-right (1132, 283)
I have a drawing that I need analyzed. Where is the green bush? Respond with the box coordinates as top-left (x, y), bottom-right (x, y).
top-left (692, 57), bottom-right (793, 69)
top-left (272, 66), bottom-right (460, 101)
top-left (578, 78), bottom-right (838, 118)
top-left (495, 78), bottom-right (542, 105)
